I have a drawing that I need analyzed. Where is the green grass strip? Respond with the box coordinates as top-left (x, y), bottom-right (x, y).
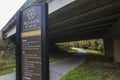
top-left (61, 63), bottom-right (120, 80)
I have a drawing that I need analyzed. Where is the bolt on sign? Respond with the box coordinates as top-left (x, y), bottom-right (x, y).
top-left (16, 2), bottom-right (49, 80)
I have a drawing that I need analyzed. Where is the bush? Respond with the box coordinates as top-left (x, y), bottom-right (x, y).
top-left (57, 39), bottom-right (104, 52)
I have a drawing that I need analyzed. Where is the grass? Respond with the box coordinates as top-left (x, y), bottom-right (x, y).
top-left (68, 49), bottom-right (78, 53)
top-left (49, 54), bottom-right (63, 63)
top-left (68, 47), bottom-right (103, 55)
top-left (60, 62), bottom-right (120, 80)
top-left (84, 49), bottom-right (102, 55)
top-left (0, 55), bottom-right (16, 76)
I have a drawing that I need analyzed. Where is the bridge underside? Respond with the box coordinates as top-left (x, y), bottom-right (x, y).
top-left (2, 0), bottom-right (120, 42)
top-left (48, 0), bottom-right (120, 42)
top-left (1, 0), bottom-right (120, 62)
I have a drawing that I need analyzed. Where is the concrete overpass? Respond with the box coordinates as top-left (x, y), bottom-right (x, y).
top-left (1, 0), bottom-right (120, 62)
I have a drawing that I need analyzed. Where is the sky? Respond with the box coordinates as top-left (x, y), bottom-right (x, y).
top-left (0, 0), bottom-right (26, 30)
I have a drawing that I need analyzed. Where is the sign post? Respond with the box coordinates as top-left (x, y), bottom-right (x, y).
top-left (16, 2), bottom-right (49, 80)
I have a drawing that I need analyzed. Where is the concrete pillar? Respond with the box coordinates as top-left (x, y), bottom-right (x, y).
top-left (113, 40), bottom-right (120, 63)
top-left (104, 38), bottom-right (120, 63)
top-left (103, 38), bottom-right (114, 57)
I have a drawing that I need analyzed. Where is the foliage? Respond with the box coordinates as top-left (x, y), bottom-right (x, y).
top-left (0, 39), bottom-right (5, 50)
top-left (0, 55), bottom-right (16, 75)
top-left (0, 38), bottom-right (16, 57)
top-left (56, 39), bottom-right (104, 52)
top-left (0, 39), bottom-right (16, 75)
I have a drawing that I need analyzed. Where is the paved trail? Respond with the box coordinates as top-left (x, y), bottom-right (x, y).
top-left (0, 56), bottom-right (84, 80)
top-left (0, 72), bottom-right (16, 80)
top-left (50, 56), bottom-right (84, 80)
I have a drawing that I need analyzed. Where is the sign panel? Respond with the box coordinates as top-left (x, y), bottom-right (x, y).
top-left (18, 3), bottom-right (48, 80)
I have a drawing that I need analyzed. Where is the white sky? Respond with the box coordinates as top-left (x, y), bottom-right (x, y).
top-left (0, 0), bottom-right (26, 30)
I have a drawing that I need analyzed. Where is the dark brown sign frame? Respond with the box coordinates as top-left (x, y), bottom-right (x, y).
top-left (16, 2), bottom-right (49, 80)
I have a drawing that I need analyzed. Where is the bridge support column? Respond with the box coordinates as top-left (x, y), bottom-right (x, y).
top-left (103, 38), bottom-right (114, 57)
top-left (104, 38), bottom-right (120, 63)
top-left (113, 40), bottom-right (120, 63)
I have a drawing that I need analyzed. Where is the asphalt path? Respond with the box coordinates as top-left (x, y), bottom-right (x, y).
top-left (50, 56), bottom-right (85, 80)
top-left (0, 56), bottom-right (84, 80)
top-left (0, 72), bottom-right (16, 80)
